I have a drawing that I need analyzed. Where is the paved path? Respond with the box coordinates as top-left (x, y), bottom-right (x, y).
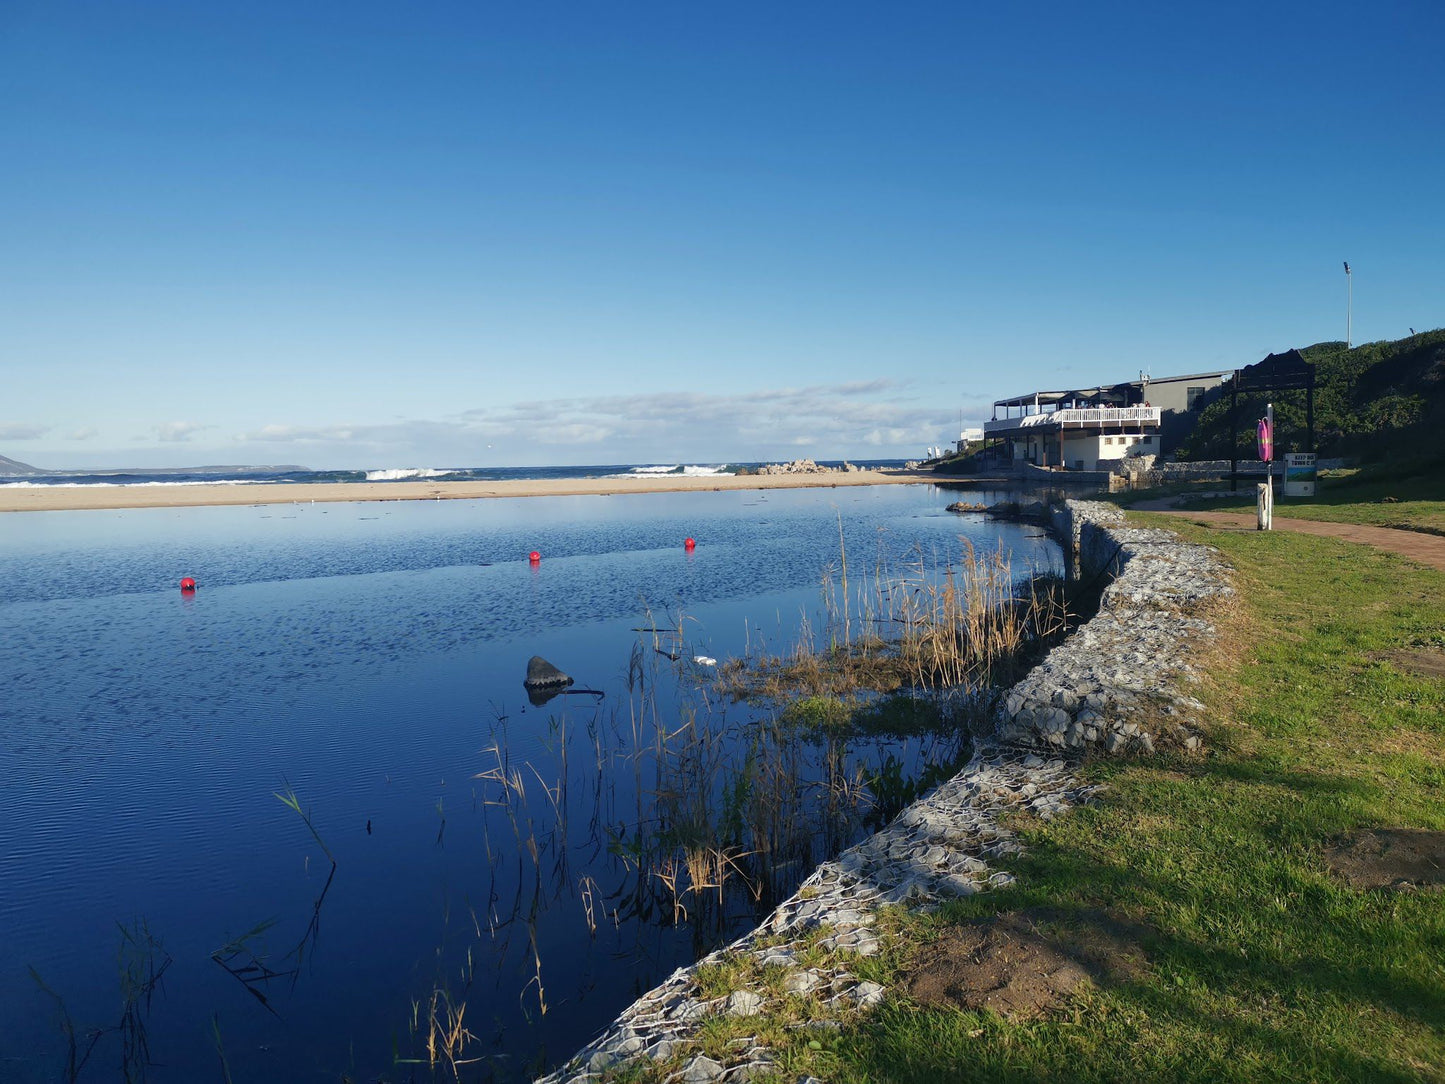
top-left (1139, 509), bottom-right (1445, 573)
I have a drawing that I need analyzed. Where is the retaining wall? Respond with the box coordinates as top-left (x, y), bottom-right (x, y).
top-left (537, 501), bottom-right (1233, 1083)
top-left (996, 501), bottom-right (1233, 754)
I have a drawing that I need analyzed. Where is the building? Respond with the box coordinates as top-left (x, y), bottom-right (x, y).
top-left (983, 370), bottom-right (1230, 470)
top-left (954, 427), bottom-right (984, 452)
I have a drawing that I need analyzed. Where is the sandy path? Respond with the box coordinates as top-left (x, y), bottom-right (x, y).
top-left (1144, 509), bottom-right (1445, 573)
top-left (0, 470), bottom-right (940, 513)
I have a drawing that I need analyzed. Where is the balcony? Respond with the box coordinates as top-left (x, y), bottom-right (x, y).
top-left (984, 406), bottom-right (1160, 435)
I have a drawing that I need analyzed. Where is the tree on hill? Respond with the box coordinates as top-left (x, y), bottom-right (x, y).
top-left (1176, 329), bottom-right (1445, 461)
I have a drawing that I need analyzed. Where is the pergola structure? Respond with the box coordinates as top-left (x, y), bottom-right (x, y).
top-left (1229, 349), bottom-right (1316, 491)
top-left (990, 382), bottom-right (1141, 417)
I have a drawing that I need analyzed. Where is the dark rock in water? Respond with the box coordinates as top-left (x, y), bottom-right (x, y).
top-left (524, 656), bottom-right (574, 707)
top-left (524, 656), bottom-right (573, 689)
top-left (946, 501), bottom-right (987, 513)
top-left (986, 500), bottom-right (1048, 522)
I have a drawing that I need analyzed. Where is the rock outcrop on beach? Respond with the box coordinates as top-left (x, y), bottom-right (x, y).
top-left (757, 459), bottom-right (863, 476)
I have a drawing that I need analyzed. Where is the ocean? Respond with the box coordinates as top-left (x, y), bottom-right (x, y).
top-left (0, 459), bottom-right (912, 488)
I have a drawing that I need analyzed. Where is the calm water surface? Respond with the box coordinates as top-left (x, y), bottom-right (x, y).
top-left (0, 485), bottom-right (1059, 1082)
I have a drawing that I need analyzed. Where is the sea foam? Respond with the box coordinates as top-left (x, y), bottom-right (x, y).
top-left (611, 464), bottom-right (732, 478)
top-left (363, 468), bottom-right (460, 482)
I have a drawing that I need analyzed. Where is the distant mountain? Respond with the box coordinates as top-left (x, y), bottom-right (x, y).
top-left (85, 464), bottom-right (313, 475)
top-left (0, 454), bottom-right (50, 477)
top-left (1178, 329), bottom-right (1445, 461)
top-left (0, 455), bottom-right (310, 477)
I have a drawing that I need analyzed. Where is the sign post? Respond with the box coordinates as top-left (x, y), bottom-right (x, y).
top-left (1284, 452), bottom-right (1317, 497)
top-left (1256, 413), bottom-right (1273, 530)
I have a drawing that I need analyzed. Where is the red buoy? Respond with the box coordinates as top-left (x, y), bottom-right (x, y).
top-left (528, 551), bottom-right (541, 564)
top-left (180, 577), bottom-right (197, 592)
top-left (684, 538), bottom-right (696, 551)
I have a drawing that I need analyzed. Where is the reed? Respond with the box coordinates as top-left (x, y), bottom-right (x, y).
top-left (274, 784), bottom-right (335, 864)
top-left (439, 537), bottom-right (1054, 1061)
top-left (28, 918), bottom-right (172, 1084)
top-left (210, 1014), bottom-right (234, 1084)
top-left (722, 538), bottom-right (1069, 703)
top-left (399, 987), bottom-right (482, 1082)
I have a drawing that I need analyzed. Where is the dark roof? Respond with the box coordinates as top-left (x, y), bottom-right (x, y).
top-left (1139, 370), bottom-right (1233, 385)
top-left (994, 369), bottom-right (1229, 409)
top-left (993, 383), bottom-right (1136, 409)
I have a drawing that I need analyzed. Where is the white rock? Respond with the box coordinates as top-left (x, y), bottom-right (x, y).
top-left (725, 990), bottom-right (764, 1016)
top-left (682, 1055), bottom-right (726, 1083)
top-left (851, 980), bottom-right (886, 1008)
top-left (784, 970), bottom-right (821, 995)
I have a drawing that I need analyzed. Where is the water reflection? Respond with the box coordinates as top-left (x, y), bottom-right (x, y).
top-left (0, 485), bottom-right (1061, 1082)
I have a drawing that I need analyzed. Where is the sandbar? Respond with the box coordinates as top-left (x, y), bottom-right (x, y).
top-left (0, 469), bottom-right (941, 513)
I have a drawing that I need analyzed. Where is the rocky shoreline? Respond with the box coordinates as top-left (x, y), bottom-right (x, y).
top-left (537, 500), bottom-right (1234, 1084)
top-left (755, 458), bottom-right (865, 476)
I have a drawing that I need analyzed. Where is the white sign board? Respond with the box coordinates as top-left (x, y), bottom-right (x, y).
top-left (1284, 452), bottom-right (1317, 497)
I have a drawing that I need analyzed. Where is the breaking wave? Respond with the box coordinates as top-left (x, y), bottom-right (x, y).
top-left (363, 468), bottom-right (462, 482)
top-left (610, 464), bottom-right (734, 478)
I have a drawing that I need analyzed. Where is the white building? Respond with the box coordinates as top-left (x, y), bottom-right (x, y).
top-left (985, 387), bottom-right (1159, 471)
top-left (981, 371), bottom-right (1231, 471)
top-left (955, 427), bottom-right (985, 452)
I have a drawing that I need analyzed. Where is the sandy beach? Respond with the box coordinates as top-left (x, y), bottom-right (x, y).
top-left (0, 469), bottom-right (941, 513)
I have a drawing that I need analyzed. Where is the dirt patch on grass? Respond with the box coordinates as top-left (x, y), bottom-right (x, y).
top-left (901, 908), bottom-right (1151, 1018)
top-left (1322, 828), bottom-right (1445, 891)
top-left (1380, 647), bottom-right (1445, 680)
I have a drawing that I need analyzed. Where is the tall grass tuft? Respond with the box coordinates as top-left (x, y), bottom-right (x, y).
top-left (723, 536), bottom-right (1069, 703)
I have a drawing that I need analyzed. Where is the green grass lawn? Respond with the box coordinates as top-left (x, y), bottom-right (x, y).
top-left (781, 519), bottom-right (1445, 1082)
top-left (1116, 460), bottom-right (1445, 535)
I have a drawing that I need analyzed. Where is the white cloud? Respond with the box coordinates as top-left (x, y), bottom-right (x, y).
top-left (150, 421), bottom-right (211, 442)
top-left (233, 378), bottom-right (963, 465)
top-left (241, 424), bottom-right (358, 443)
top-left (68, 427), bottom-right (99, 440)
top-left (0, 422), bottom-right (50, 440)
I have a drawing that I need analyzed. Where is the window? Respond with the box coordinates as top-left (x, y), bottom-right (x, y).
top-left (1187, 386), bottom-right (1206, 410)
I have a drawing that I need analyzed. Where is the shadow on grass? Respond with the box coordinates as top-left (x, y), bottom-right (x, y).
top-left (843, 992), bottom-right (1433, 1084)
top-left (823, 744), bottom-right (1442, 1083)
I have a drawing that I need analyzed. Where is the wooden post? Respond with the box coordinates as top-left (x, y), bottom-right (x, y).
top-left (1306, 369), bottom-right (1315, 452)
top-left (1230, 372), bottom-right (1239, 493)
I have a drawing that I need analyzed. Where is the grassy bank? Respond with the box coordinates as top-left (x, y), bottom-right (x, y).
top-left (763, 516), bottom-right (1445, 1081)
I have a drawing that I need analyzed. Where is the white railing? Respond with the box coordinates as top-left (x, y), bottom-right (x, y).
top-left (985, 406), bottom-right (1160, 434)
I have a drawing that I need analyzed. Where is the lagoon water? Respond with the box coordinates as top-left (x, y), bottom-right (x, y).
top-left (0, 484), bottom-right (1059, 1082)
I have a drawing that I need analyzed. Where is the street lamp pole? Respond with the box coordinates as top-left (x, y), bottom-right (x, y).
top-left (1343, 261), bottom-right (1352, 348)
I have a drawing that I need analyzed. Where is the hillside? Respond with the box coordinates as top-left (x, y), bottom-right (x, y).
top-left (0, 454), bottom-right (48, 476)
top-left (1178, 329), bottom-right (1445, 461)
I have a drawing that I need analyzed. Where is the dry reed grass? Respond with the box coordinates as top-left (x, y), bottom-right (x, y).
top-left (721, 538), bottom-right (1069, 703)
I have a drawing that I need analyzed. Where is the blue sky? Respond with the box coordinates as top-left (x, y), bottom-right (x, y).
top-left (2, 1), bottom-right (1441, 469)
